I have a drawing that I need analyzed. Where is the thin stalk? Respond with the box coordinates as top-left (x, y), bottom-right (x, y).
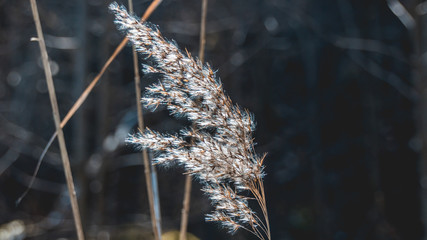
top-left (254, 178), bottom-right (271, 240)
top-left (179, 1), bottom-right (208, 239)
top-left (258, 178), bottom-right (271, 240)
top-left (179, 174), bottom-right (192, 240)
top-left (29, 0), bottom-right (84, 239)
top-left (128, 0), bottom-right (162, 239)
top-left (248, 178), bottom-right (270, 240)
top-left (19, 0), bottom-right (163, 204)
top-left (198, 0), bottom-right (208, 62)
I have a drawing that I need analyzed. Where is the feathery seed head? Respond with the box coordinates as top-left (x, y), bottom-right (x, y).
top-left (110, 3), bottom-right (269, 238)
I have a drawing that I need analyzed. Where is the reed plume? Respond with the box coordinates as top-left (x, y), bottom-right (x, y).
top-left (109, 3), bottom-right (270, 239)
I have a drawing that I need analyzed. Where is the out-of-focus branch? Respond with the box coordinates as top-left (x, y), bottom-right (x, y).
top-left (346, 51), bottom-right (418, 101)
top-left (387, 0), bottom-right (416, 31)
top-left (413, 1), bottom-right (427, 239)
top-left (334, 36), bottom-right (407, 61)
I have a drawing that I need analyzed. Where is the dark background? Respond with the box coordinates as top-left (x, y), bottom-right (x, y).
top-left (0, 0), bottom-right (425, 239)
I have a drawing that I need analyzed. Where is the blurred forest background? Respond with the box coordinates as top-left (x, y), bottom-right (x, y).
top-left (1, 0), bottom-right (426, 239)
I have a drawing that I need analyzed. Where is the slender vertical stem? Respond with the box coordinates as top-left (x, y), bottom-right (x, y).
top-left (179, 1), bottom-right (208, 239)
top-left (29, 1), bottom-right (84, 239)
top-left (198, 0), bottom-right (208, 63)
top-left (179, 174), bottom-right (192, 240)
top-left (128, 0), bottom-right (162, 239)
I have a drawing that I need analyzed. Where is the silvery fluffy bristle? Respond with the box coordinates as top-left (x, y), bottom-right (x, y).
top-left (110, 2), bottom-right (267, 236)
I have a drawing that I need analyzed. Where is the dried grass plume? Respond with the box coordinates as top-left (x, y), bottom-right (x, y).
top-left (109, 3), bottom-right (271, 239)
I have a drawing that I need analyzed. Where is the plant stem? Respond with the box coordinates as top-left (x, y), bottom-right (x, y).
top-left (29, 0), bottom-right (84, 239)
top-left (179, 1), bottom-right (208, 239)
top-left (128, 0), bottom-right (162, 239)
top-left (199, 0), bottom-right (208, 63)
top-left (180, 174), bottom-right (192, 240)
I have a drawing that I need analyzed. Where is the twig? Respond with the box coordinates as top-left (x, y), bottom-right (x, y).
top-left (62, 0), bottom-right (164, 147)
top-left (179, 175), bottom-right (192, 240)
top-left (128, 0), bottom-right (162, 239)
top-left (29, 0), bottom-right (84, 239)
top-left (198, 0), bottom-right (208, 63)
top-left (18, 0), bottom-right (163, 204)
top-left (179, 1), bottom-right (208, 239)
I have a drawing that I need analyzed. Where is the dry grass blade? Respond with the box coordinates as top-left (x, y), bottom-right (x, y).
top-left (180, 174), bottom-right (192, 240)
top-left (18, 0), bottom-right (163, 204)
top-left (128, 0), bottom-right (162, 239)
top-left (180, 1), bottom-right (208, 240)
top-left (29, 0), bottom-right (84, 239)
